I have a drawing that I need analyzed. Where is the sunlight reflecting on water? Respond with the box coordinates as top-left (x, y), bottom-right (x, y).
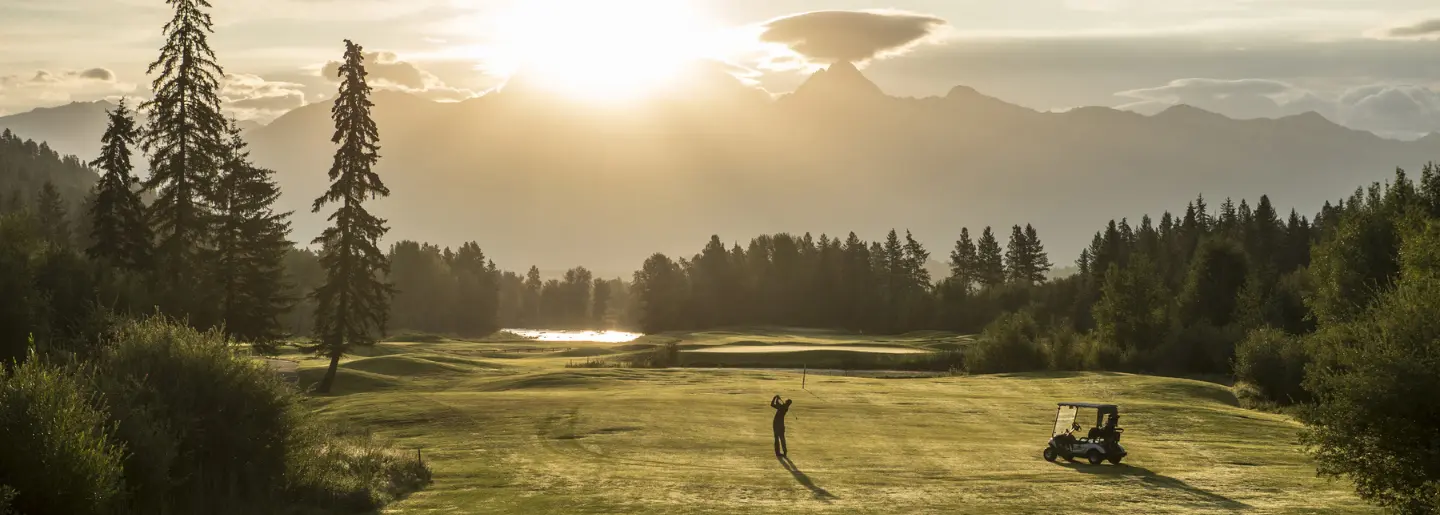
top-left (504, 329), bottom-right (643, 343)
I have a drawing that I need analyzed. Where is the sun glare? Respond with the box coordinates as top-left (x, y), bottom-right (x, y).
top-left (489, 0), bottom-right (721, 103)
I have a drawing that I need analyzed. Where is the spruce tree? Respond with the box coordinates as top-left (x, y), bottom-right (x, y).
top-left (1004, 225), bottom-right (1029, 284)
top-left (903, 230), bottom-right (931, 290)
top-left (140, 0), bottom-right (227, 289)
top-left (1023, 224), bottom-right (1053, 284)
top-left (311, 40), bottom-right (393, 393)
top-left (35, 181), bottom-right (70, 247)
top-left (88, 99), bottom-right (152, 270)
top-left (948, 228), bottom-right (978, 294)
top-left (213, 121), bottom-right (294, 344)
top-left (976, 227), bottom-right (1005, 288)
top-left (840, 233), bottom-right (874, 330)
top-left (883, 229), bottom-right (906, 310)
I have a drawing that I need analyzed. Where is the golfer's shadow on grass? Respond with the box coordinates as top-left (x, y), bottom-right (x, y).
top-left (1058, 462), bottom-right (1249, 510)
top-left (778, 455), bottom-right (838, 502)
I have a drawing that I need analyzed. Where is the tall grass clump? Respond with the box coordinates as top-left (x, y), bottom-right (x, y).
top-left (0, 343), bottom-right (125, 515)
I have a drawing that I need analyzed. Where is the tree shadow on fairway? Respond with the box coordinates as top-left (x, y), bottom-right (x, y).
top-left (1058, 463), bottom-right (1249, 510)
top-left (778, 456), bottom-right (838, 502)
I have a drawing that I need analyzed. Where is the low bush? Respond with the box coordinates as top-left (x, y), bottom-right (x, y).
top-left (1233, 327), bottom-right (1311, 405)
top-left (91, 316), bottom-right (431, 514)
top-left (623, 341), bottom-right (680, 368)
top-left (92, 316), bottom-right (306, 513)
top-left (1154, 322), bottom-right (1244, 375)
top-left (283, 430), bottom-right (433, 512)
top-left (969, 311), bottom-right (1048, 373)
top-left (0, 485), bottom-right (16, 515)
top-left (0, 344), bottom-right (125, 515)
top-left (1043, 324), bottom-right (1085, 371)
top-left (1080, 336), bottom-right (1126, 371)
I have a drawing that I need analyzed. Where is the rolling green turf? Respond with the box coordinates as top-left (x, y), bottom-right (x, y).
top-left (279, 330), bottom-right (1372, 514)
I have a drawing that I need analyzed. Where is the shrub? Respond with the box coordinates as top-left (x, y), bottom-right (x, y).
top-left (0, 485), bottom-right (16, 515)
top-left (1044, 325), bottom-right (1085, 371)
top-left (1301, 274), bottom-right (1440, 513)
top-left (1233, 327), bottom-right (1310, 404)
top-left (1080, 336), bottom-right (1125, 371)
top-left (284, 431), bottom-right (433, 512)
top-left (0, 346), bottom-right (125, 515)
top-left (92, 316), bottom-right (305, 513)
top-left (1153, 322), bottom-right (1243, 375)
top-left (969, 311), bottom-right (1048, 373)
top-left (91, 316), bottom-right (431, 513)
top-left (623, 341), bottom-right (680, 368)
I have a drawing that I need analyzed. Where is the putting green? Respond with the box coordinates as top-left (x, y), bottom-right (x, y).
top-left (289, 331), bottom-right (1371, 514)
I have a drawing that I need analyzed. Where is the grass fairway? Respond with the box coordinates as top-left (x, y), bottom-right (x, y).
top-left (281, 330), bottom-right (1371, 514)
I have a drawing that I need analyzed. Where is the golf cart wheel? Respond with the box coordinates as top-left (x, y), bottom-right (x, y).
top-left (1043, 447), bottom-right (1058, 462)
top-left (1108, 455), bottom-right (1123, 465)
top-left (1086, 450), bottom-right (1104, 465)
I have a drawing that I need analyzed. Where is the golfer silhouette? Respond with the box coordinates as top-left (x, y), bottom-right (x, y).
top-left (771, 395), bottom-right (792, 456)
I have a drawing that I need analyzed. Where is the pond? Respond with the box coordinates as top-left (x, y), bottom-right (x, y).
top-left (503, 328), bottom-right (643, 343)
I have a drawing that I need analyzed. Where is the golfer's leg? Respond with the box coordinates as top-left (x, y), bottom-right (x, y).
top-left (780, 431), bottom-right (787, 456)
top-left (774, 433), bottom-right (780, 455)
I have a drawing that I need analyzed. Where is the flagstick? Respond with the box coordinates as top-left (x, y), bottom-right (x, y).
top-left (802, 364), bottom-right (807, 390)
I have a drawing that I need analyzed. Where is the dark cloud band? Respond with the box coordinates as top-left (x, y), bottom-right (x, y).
top-left (760, 10), bottom-right (946, 63)
top-left (1388, 19), bottom-right (1440, 38)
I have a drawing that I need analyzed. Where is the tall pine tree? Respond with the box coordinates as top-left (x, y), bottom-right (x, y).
top-left (213, 121), bottom-right (294, 344)
top-left (140, 0), bottom-right (227, 291)
top-left (311, 40), bottom-right (393, 393)
top-left (948, 228), bottom-right (978, 294)
top-left (1023, 224), bottom-right (1053, 284)
top-left (1004, 225), bottom-right (1029, 284)
top-left (88, 99), bottom-right (152, 270)
top-left (976, 226), bottom-right (1005, 288)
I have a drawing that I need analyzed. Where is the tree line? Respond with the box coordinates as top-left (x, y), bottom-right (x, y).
top-left (631, 226), bottom-right (1054, 334)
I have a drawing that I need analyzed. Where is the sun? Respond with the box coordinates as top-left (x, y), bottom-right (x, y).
top-left (489, 0), bottom-right (722, 103)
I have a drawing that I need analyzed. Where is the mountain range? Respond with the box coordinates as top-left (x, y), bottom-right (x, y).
top-left (4, 62), bottom-right (1439, 275)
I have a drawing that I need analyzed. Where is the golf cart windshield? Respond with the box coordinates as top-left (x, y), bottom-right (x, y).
top-left (1054, 402), bottom-right (1119, 436)
top-left (1053, 405), bottom-right (1079, 436)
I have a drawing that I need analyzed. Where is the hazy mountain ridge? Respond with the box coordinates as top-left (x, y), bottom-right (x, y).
top-left (5, 66), bottom-right (1439, 273)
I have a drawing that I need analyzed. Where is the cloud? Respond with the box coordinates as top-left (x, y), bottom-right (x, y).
top-left (1113, 77), bottom-right (1440, 139)
top-left (0, 68), bottom-right (136, 116)
top-left (79, 68), bottom-right (116, 81)
top-left (1340, 85), bottom-right (1440, 135)
top-left (1387, 19), bottom-right (1440, 38)
top-left (220, 74), bottom-right (308, 123)
top-left (759, 10), bottom-right (948, 63)
top-left (1116, 78), bottom-right (1301, 119)
top-left (321, 50), bottom-right (477, 102)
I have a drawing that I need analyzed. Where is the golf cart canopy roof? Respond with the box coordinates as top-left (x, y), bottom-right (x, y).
top-left (1058, 402), bottom-right (1118, 409)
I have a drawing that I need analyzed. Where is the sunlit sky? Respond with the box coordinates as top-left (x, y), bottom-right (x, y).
top-left (5, 0), bottom-right (1440, 135)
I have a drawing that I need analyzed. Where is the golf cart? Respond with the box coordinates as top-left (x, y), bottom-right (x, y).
top-left (1042, 402), bottom-right (1127, 465)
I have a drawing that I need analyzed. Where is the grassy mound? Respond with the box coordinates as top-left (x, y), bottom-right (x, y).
top-left (553, 347), bottom-right (617, 358)
top-left (298, 368), bottom-right (402, 395)
top-left (340, 355), bottom-right (473, 378)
